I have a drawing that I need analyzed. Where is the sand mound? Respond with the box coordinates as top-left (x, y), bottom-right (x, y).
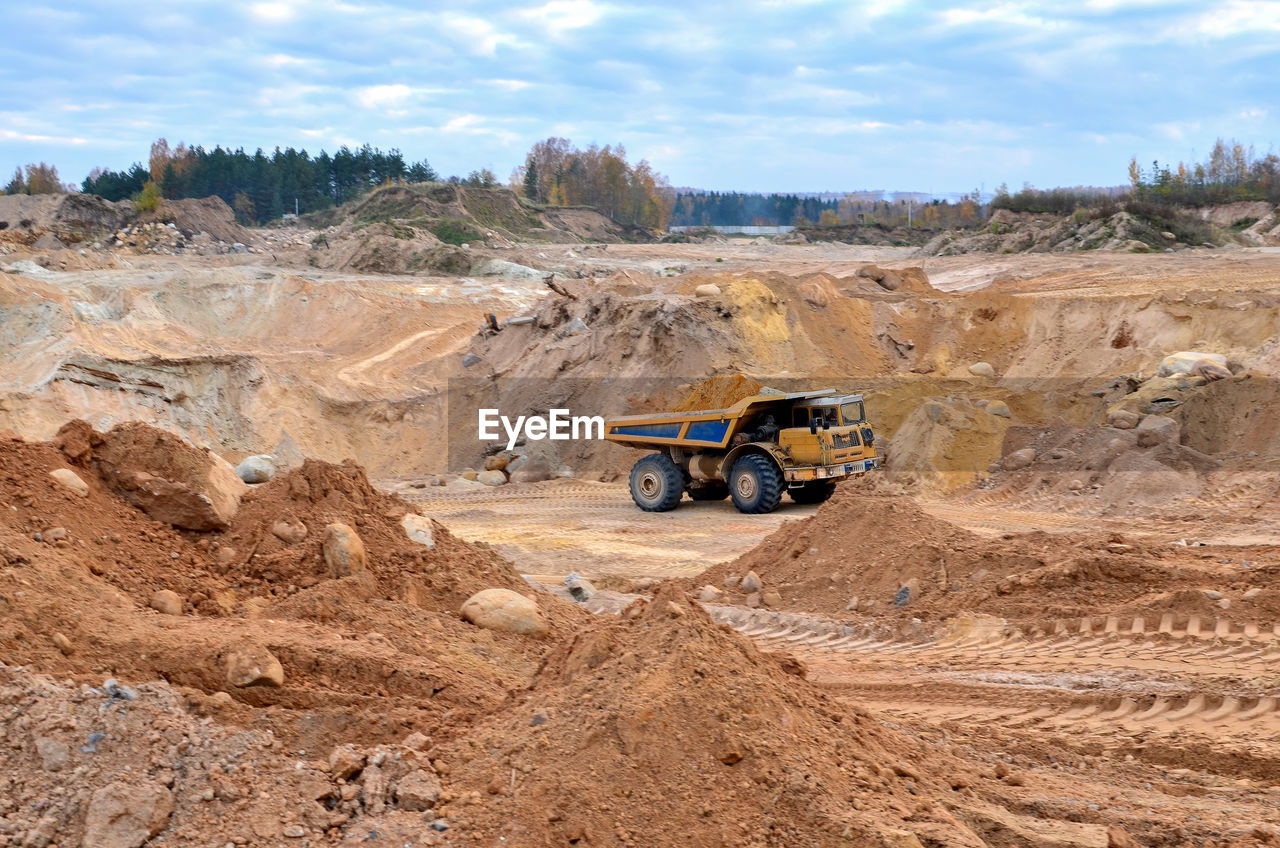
top-left (164, 196), bottom-right (258, 246)
top-left (430, 585), bottom-right (985, 847)
top-left (672, 373), bottom-right (766, 411)
top-left (698, 484), bottom-right (1229, 621)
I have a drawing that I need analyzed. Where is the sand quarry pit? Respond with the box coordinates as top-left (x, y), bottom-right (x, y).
top-left (3, 209), bottom-right (1280, 845)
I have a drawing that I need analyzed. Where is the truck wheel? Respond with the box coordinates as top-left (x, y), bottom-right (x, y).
top-left (729, 454), bottom-right (783, 514)
top-left (789, 481), bottom-right (836, 504)
top-left (687, 481), bottom-right (729, 501)
top-left (628, 454), bottom-right (684, 512)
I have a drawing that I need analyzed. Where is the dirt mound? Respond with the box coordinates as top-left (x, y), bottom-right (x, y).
top-left (0, 192), bottom-right (129, 246)
top-left (672, 373), bottom-right (765, 411)
top-left (697, 484), bottom-right (1233, 622)
top-left (430, 584), bottom-right (985, 847)
top-left (0, 422), bottom-right (586, 757)
top-left (162, 196), bottom-right (258, 246)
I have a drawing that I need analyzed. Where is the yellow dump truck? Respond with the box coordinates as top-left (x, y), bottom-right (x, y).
top-left (604, 389), bottom-right (878, 514)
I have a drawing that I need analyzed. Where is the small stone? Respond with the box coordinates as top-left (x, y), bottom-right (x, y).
top-left (329, 744), bottom-right (365, 779)
top-left (740, 570), bottom-right (762, 593)
top-left (149, 589), bottom-right (183, 616)
top-left (234, 455), bottom-right (276, 484)
top-left (722, 576), bottom-right (740, 590)
top-left (564, 572), bottom-right (597, 602)
top-left (476, 469), bottom-right (508, 486)
top-left (430, 820), bottom-right (449, 832)
top-left (483, 455), bottom-right (510, 471)
top-left (461, 353), bottom-right (481, 368)
top-left (698, 584), bottom-right (723, 602)
top-left (761, 590), bottom-right (782, 608)
top-left (968, 361), bottom-right (995, 378)
top-left (1136, 415), bottom-right (1179, 447)
top-left (401, 513), bottom-right (435, 548)
top-left (1202, 589), bottom-right (1223, 601)
top-left (84, 782), bottom-right (174, 848)
top-left (395, 769), bottom-right (442, 811)
top-left (1243, 588), bottom-right (1262, 600)
top-left (694, 283), bottom-right (721, 298)
top-left (509, 456), bottom-right (552, 484)
top-left (225, 645), bottom-right (284, 687)
top-left (401, 731), bottom-right (430, 751)
top-left (460, 469), bottom-right (479, 481)
top-left (987, 400), bottom-right (1011, 418)
top-left (745, 592), bottom-right (761, 608)
top-left (1218, 597), bottom-right (1231, 610)
top-left (51, 632), bottom-right (74, 655)
top-left (213, 546), bottom-right (238, 566)
top-left (461, 588), bottom-right (549, 636)
top-left (35, 736), bottom-right (70, 771)
top-left (50, 468), bottom-right (90, 497)
top-left (846, 596), bottom-right (859, 611)
top-left (283, 825), bottom-right (305, 838)
top-left (665, 601), bottom-right (686, 618)
top-left (43, 526), bottom-right (69, 542)
top-left (322, 523), bottom-right (366, 577)
top-left (1002, 448), bottom-right (1036, 471)
top-left (270, 518), bottom-right (307, 544)
top-left (1107, 409), bottom-right (1140, 430)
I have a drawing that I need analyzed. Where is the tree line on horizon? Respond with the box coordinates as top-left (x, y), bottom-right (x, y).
top-left (512, 137), bottom-right (673, 229)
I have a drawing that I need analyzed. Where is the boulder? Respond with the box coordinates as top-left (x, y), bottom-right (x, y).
top-left (740, 570), bottom-right (762, 593)
top-left (148, 589), bottom-right (183, 616)
top-left (91, 423), bottom-right (247, 531)
top-left (694, 283), bottom-right (722, 298)
top-left (699, 584), bottom-right (723, 603)
top-left (329, 745), bottom-right (365, 779)
top-left (986, 400), bottom-right (1011, 418)
top-left (508, 456), bottom-right (552, 484)
top-left (83, 783), bottom-right (174, 848)
top-left (968, 362), bottom-right (995, 378)
top-left (49, 468), bottom-right (89, 497)
top-left (322, 523), bottom-right (366, 577)
top-left (483, 454), bottom-right (510, 471)
top-left (401, 513), bottom-right (435, 549)
top-left (1107, 409), bottom-right (1140, 430)
top-left (235, 455), bottom-right (277, 484)
top-left (1189, 359), bottom-right (1232, 381)
top-left (1003, 448), bottom-right (1037, 471)
top-left (395, 769), bottom-right (442, 811)
top-left (225, 644), bottom-right (285, 687)
top-left (460, 588), bottom-right (548, 636)
top-left (761, 590), bottom-right (783, 608)
top-left (1157, 351), bottom-right (1228, 378)
top-left (270, 517), bottom-right (308, 544)
top-left (477, 469), bottom-right (508, 486)
top-left (1136, 415), bottom-right (1179, 447)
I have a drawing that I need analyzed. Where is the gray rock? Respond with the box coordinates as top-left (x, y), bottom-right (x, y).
top-left (1107, 409), bottom-right (1140, 429)
top-left (987, 400), bottom-right (1011, 418)
top-left (968, 361), bottom-right (995, 378)
top-left (1136, 415), bottom-right (1179, 447)
top-left (395, 769), bottom-right (442, 811)
top-left (401, 513), bottom-right (435, 548)
top-left (740, 570), bottom-right (762, 593)
top-left (562, 317), bottom-right (589, 334)
top-left (462, 353), bottom-right (481, 368)
top-left (231, 242), bottom-right (247, 253)
top-left (225, 645), bottom-right (284, 687)
top-left (476, 469), bottom-right (508, 486)
top-left (35, 736), bottom-right (69, 771)
top-left (1202, 589), bottom-right (1223, 601)
top-left (235, 455), bottom-right (276, 484)
top-left (509, 456), bottom-right (552, 483)
top-left (564, 572), bottom-right (597, 602)
top-left (1002, 448), bottom-right (1037, 471)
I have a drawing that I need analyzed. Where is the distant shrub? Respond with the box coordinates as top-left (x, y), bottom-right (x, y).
top-left (132, 180), bottom-right (162, 214)
top-left (431, 218), bottom-right (483, 246)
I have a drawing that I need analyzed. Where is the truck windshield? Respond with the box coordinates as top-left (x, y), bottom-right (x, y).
top-left (840, 401), bottom-right (865, 425)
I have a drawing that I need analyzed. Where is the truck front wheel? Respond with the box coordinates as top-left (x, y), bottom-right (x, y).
top-left (628, 453), bottom-right (684, 512)
top-left (729, 454), bottom-right (784, 514)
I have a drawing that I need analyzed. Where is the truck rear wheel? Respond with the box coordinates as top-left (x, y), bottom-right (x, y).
top-left (628, 453), bottom-right (684, 512)
top-left (729, 454), bottom-right (783, 514)
top-left (789, 481), bottom-right (836, 504)
top-left (687, 481), bottom-right (729, 501)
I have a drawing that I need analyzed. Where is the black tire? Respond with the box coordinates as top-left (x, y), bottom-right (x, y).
top-left (628, 453), bottom-right (684, 512)
top-left (728, 454), bottom-right (784, 514)
top-left (687, 481), bottom-right (729, 501)
top-left (789, 481), bottom-right (837, 504)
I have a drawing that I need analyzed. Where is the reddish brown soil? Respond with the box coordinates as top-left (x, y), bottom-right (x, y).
top-left (697, 480), bottom-right (1280, 623)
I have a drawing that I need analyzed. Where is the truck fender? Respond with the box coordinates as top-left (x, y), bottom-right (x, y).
top-left (721, 444), bottom-right (787, 480)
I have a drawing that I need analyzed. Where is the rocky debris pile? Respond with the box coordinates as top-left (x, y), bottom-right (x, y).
top-left (426, 585), bottom-right (986, 847)
top-left (697, 484), bottom-right (1205, 621)
top-left (0, 665), bottom-right (468, 847)
top-left (915, 207), bottom-right (1222, 256)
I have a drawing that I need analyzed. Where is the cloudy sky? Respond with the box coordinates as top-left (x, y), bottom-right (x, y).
top-left (3, 0), bottom-right (1278, 193)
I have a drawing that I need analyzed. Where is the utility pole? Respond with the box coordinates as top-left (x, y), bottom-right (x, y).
top-left (907, 199), bottom-right (912, 228)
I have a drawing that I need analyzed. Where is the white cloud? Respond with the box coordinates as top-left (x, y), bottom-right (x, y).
top-left (0, 129), bottom-right (87, 144)
top-left (248, 2), bottom-right (298, 23)
top-left (520, 0), bottom-right (604, 36)
top-left (357, 84), bottom-right (413, 110)
top-left (1188, 0), bottom-right (1280, 37)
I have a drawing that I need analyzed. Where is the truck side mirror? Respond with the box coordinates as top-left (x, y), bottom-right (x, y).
top-left (809, 420), bottom-right (818, 435)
